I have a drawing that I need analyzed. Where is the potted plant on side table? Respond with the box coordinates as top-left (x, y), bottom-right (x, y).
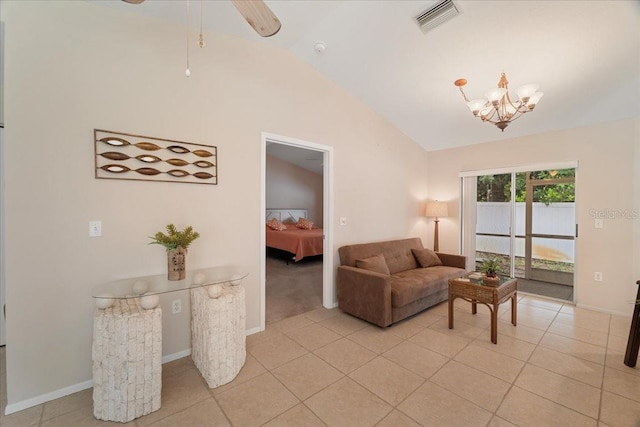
top-left (480, 258), bottom-right (501, 286)
top-left (149, 224), bottom-right (200, 281)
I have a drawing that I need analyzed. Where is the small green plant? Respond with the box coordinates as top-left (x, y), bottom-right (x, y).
top-left (149, 224), bottom-right (200, 251)
top-left (480, 258), bottom-right (501, 277)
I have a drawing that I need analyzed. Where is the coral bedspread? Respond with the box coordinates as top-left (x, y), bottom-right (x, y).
top-left (266, 225), bottom-right (323, 261)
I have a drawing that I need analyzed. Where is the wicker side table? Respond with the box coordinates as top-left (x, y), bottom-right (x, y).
top-left (448, 274), bottom-right (517, 344)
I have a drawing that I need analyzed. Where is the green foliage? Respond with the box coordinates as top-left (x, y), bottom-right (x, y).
top-left (477, 169), bottom-right (575, 205)
top-left (477, 173), bottom-right (512, 202)
top-left (480, 258), bottom-right (501, 277)
top-left (149, 224), bottom-right (200, 251)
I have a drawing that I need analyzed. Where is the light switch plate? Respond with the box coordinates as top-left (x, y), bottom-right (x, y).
top-left (89, 221), bottom-right (102, 237)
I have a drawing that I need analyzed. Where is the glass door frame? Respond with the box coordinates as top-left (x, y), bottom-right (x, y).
top-left (525, 173), bottom-right (576, 285)
top-left (459, 161), bottom-right (578, 302)
top-left (473, 172), bottom-right (517, 278)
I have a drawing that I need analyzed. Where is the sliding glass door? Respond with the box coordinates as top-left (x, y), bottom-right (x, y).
top-left (525, 170), bottom-right (575, 286)
top-left (463, 165), bottom-right (576, 300)
top-left (475, 173), bottom-right (514, 277)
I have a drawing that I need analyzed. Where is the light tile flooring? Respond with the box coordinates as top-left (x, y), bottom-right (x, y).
top-left (1, 294), bottom-right (640, 426)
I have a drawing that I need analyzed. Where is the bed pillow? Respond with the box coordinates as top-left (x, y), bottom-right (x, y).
top-left (266, 218), bottom-right (287, 231)
top-left (355, 254), bottom-right (390, 275)
top-left (296, 217), bottom-right (314, 230)
top-left (412, 248), bottom-right (443, 268)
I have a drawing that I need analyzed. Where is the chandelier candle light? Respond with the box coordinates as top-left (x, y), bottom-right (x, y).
top-left (454, 73), bottom-right (543, 131)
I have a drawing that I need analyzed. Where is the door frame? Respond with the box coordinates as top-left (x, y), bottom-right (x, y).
top-left (259, 132), bottom-right (334, 332)
top-left (0, 20), bottom-right (5, 346)
top-left (0, 126), bottom-right (5, 346)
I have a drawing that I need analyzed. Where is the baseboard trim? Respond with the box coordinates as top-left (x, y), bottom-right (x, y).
top-left (246, 325), bottom-right (263, 336)
top-left (162, 348), bottom-right (191, 364)
top-left (4, 379), bottom-right (94, 415)
top-left (576, 302), bottom-right (633, 318)
top-left (4, 348), bottom-right (194, 416)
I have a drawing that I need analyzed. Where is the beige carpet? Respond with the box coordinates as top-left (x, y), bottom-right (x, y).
top-left (266, 254), bottom-right (323, 324)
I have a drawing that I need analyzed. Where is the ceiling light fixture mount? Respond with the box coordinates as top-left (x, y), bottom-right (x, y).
top-left (454, 73), bottom-right (543, 132)
top-left (314, 41), bottom-right (327, 54)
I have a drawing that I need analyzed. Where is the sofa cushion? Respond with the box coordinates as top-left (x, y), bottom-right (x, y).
top-left (339, 238), bottom-right (422, 274)
top-left (355, 254), bottom-right (390, 275)
top-left (412, 248), bottom-right (443, 268)
top-left (390, 266), bottom-right (464, 307)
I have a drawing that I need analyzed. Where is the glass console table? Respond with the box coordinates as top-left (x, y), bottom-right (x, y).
top-left (92, 266), bottom-right (249, 301)
top-left (91, 266), bottom-right (248, 422)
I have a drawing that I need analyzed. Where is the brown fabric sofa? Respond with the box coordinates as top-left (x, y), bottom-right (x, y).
top-left (337, 237), bottom-right (466, 327)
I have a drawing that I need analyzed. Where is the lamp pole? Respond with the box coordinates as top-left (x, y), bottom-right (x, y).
top-left (426, 200), bottom-right (448, 252)
top-left (433, 217), bottom-right (440, 252)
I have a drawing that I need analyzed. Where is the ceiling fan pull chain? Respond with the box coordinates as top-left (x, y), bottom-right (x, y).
top-left (198, 0), bottom-right (205, 48)
top-left (185, 0), bottom-right (191, 77)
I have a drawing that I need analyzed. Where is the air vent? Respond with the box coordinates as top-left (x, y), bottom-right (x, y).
top-left (415, 0), bottom-right (460, 34)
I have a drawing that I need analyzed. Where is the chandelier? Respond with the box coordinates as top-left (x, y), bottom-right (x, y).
top-left (454, 73), bottom-right (543, 131)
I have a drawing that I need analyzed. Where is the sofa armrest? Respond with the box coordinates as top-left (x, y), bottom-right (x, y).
top-left (336, 266), bottom-right (392, 327)
top-left (436, 253), bottom-right (467, 269)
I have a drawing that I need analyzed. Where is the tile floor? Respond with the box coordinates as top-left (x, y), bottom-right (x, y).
top-left (1, 294), bottom-right (640, 426)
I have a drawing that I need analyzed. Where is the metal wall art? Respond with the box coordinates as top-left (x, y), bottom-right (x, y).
top-left (94, 129), bottom-right (217, 185)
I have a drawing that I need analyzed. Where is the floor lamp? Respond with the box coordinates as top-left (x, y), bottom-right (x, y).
top-left (425, 201), bottom-right (448, 252)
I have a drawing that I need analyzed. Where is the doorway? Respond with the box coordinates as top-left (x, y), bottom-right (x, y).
top-left (464, 164), bottom-right (577, 301)
top-left (260, 133), bottom-right (334, 331)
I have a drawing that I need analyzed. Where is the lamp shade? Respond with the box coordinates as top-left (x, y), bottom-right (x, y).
top-left (425, 201), bottom-right (448, 218)
top-left (527, 92), bottom-right (544, 107)
top-left (515, 84), bottom-right (539, 102)
top-left (466, 99), bottom-right (487, 115)
top-left (484, 88), bottom-right (507, 103)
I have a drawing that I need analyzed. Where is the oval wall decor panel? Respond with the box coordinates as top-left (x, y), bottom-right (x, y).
top-left (94, 129), bottom-right (217, 185)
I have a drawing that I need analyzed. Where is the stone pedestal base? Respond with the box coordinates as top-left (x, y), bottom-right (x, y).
top-left (191, 284), bottom-right (246, 388)
top-left (92, 299), bottom-right (162, 422)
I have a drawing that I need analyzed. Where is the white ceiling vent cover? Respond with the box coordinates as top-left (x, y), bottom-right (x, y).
top-left (415, 0), bottom-right (460, 34)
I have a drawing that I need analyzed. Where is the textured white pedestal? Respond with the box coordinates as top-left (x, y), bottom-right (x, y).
top-left (191, 284), bottom-right (246, 388)
top-left (92, 299), bottom-right (162, 422)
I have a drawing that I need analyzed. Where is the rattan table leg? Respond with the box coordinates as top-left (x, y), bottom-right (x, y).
top-left (511, 293), bottom-right (517, 326)
top-left (448, 296), bottom-right (454, 329)
top-left (491, 304), bottom-right (498, 344)
top-left (472, 301), bottom-right (477, 315)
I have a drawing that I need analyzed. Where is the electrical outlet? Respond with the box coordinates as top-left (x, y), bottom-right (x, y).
top-left (594, 272), bottom-right (603, 282)
top-left (172, 299), bottom-right (181, 314)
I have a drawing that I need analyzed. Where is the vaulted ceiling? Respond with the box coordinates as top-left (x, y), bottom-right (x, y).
top-left (94, 0), bottom-right (639, 152)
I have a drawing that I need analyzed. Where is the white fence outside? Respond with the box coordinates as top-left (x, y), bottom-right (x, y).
top-left (476, 202), bottom-right (575, 263)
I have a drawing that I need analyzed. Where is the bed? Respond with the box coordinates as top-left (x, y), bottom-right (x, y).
top-left (266, 209), bottom-right (323, 262)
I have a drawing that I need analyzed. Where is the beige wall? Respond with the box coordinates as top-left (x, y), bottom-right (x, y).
top-left (427, 118), bottom-right (639, 316)
top-left (266, 155), bottom-right (323, 226)
top-left (3, 1), bottom-right (429, 408)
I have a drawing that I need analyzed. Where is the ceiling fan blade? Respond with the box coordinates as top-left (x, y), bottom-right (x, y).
top-left (231, 0), bottom-right (281, 37)
top-left (122, 0), bottom-right (145, 4)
